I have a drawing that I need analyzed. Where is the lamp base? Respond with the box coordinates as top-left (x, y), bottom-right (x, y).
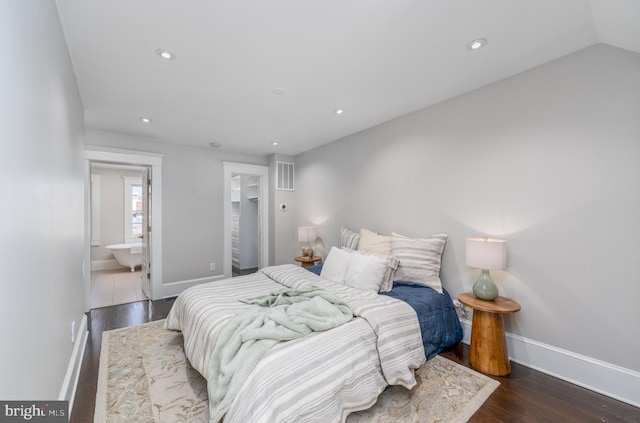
top-left (301, 244), bottom-right (314, 259)
top-left (472, 269), bottom-right (498, 301)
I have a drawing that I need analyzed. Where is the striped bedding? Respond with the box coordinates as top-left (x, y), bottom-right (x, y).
top-left (165, 264), bottom-right (426, 423)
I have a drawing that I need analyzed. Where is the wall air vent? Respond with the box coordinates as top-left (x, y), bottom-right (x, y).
top-left (276, 161), bottom-right (294, 191)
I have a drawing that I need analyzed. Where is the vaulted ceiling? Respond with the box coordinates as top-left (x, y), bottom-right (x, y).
top-left (56, 0), bottom-right (640, 156)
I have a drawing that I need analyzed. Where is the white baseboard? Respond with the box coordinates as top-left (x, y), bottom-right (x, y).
top-left (162, 274), bottom-right (226, 298)
top-left (459, 319), bottom-right (640, 408)
top-left (91, 259), bottom-right (126, 271)
top-left (460, 318), bottom-right (472, 345)
top-left (59, 314), bottom-right (88, 412)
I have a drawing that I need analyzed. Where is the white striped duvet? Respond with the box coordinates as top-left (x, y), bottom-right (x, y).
top-left (165, 264), bottom-right (426, 423)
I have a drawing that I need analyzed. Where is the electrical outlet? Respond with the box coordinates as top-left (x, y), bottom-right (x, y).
top-left (209, 262), bottom-right (216, 272)
top-left (71, 321), bottom-right (76, 343)
top-left (452, 300), bottom-right (468, 319)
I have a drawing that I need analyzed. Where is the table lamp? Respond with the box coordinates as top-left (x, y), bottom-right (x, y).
top-left (298, 226), bottom-right (317, 258)
top-left (465, 237), bottom-right (507, 300)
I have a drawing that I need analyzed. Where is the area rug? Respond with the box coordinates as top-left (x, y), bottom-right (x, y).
top-left (95, 320), bottom-right (499, 423)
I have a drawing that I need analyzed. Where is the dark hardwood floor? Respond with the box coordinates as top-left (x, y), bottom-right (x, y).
top-left (232, 267), bottom-right (259, 277)
top-left (71, 299), bottom-right (640, 422)
top-left (439, 346), bottom-right (639, 422)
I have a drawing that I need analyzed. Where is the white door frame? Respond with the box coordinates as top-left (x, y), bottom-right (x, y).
top-left (83, 146), bottom-right (164, 310)
top-left (223, 162), bottom-right (269, 279)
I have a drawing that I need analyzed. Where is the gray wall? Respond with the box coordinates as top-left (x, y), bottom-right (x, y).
top-left (0, 1), bottom-right (85, 398)
top-left (85, 129), bottom-right (268, 283)
top-left (295, 44), bottom-right (640, 372)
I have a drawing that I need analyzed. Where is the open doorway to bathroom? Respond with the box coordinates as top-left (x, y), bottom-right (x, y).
top-left (84, 146), bottom-right (163, 311)
top-left (89, 162), bottom-right (149, 308)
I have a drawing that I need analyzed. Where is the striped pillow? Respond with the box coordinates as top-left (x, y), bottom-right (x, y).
top-left (391, 232), bottom-right (448, 294)
top-left (379, 254), bottom-right (400, 292)
top-left (340, 227), bottom-right (360, 250)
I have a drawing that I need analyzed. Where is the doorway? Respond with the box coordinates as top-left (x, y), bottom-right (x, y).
top-left (231, 173), bottom-right (260, 277)
top-left (223, 162), bottom-right (269, 279)
top-left (89, 163), bottom-right (148, 308)
top-left (83, 146), bottom-right (163, 312)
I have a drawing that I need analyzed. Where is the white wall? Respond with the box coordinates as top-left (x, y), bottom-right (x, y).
top-left (85, 129), bottom-right (268, 284)
top-left (295, 44), bottom-right (640, 373)
top-left (268, 154), bottom-right (298, 265)
top-left (0, 1), bottom-right (85, 399)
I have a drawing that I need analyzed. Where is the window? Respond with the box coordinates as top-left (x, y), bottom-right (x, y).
top-left (131, 184), bottom-right (143, 238)
top-left (90, 174), bottom-right (101, 246)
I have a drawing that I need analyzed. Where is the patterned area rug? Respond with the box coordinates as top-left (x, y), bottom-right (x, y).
top-left (95, 320), bottom-right (499, 423)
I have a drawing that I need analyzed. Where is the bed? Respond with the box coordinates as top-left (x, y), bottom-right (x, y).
top-left (165, 262), bottom-right (462, 423)
top-left (306, 263), bottom-right (463, 361)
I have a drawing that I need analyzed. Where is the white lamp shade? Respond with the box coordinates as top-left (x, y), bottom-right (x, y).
top-left (298, 226), bottom-right (317, 243)
top-left (465, 238), bottom-right (507, 270)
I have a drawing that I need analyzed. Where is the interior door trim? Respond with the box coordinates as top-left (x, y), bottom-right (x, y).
top-left (83, 146), bottom-right (164, 310)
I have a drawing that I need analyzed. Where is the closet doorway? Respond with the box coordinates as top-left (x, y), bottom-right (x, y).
top-left (223, 163), bottom-right (269, 279)
top-left (231, 174), bottom-right (260, 276)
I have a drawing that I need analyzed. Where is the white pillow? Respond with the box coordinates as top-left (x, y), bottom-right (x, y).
top-left (344, 252), bottom-right (389, 293)
top-left (320, 247), bottom-right (353, 283)
top-left (349, 249), bottom-right (399, 292)
top-left (358, 228), bottom-right (392, 256)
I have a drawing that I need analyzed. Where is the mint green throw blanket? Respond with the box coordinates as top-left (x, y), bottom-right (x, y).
top-left (208, 287), bottom-right (353, 422)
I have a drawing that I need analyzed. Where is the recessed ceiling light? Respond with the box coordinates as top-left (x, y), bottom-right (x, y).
top-left (466, 39), bottom-right (487, 51)
top-left (155, 49), bottom-right (175, 60)
top-left (272, 88), bottom-right (287, 96)
top-left (139, 117), bottom-right (152, 123)
top-left (271, 141), bottom-right (279, 146)
top-left (334, 108), bottom-right (345, 115)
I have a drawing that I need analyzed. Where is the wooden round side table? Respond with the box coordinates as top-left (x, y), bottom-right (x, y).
top-left (294, 256), bottom-right (321, 268)
top-left (458, 292), bottom-right (521, 376)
